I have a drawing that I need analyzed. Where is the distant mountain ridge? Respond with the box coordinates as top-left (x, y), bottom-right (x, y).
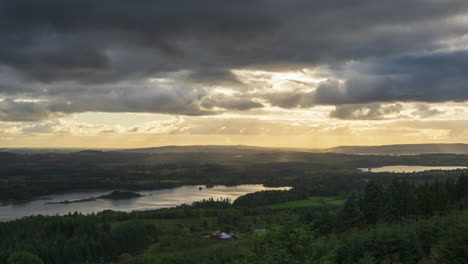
top-left (325, 144), bottom-right (468, 155)
top-left (0, 148), bottom-right (93, 154)
top-left (119, 143), bottom-right (468, 155)
top-left (116, 145), bottom-right (318, 153)
top-left (3, 143), bottom-right (468, 155)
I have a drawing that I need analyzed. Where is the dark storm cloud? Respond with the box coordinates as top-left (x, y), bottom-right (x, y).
top-left (2, 0), bottom-right (468, 83)
top-left (0, 0), bottom-right (278, 83)
top-left (0, 99), bottom-right (65, 121)
top-left (1, 0), bottom-right (468, 119)
top-left (314, 51), bottom-right (468, 105)
top-left (187, 69), bottom-right (244, 87)
top-left (0, 81), bottom-right (214, 121)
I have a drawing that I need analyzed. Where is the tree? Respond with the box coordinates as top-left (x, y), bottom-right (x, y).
top-left (336, 192), bottom-right (363, 231)
top-left (252, 217), bottom-right (314, 264)
top-left (361, 181), bottom-right (387, 225)
top-left (416, 183), bottom-right (435, 217)
top-left (7, 252), bottom-right (44, 264)
top-left (456, 173), bottom-right (468, 200)
top-left (426, 221), bottom-right (468, 264)
top-left (387, 179), bottom-right (417, 221)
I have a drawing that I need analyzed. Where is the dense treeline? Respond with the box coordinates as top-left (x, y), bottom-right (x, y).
top-left (233, 189), bottom-right (310, 207)
top-left (239, 174), bottom-right (468, 264)
top-left (0, 204), bottom-right (265, 264)
top-left (246, 210), bottom-right (468, 264)
top-left (234, 172), bottom-right (468, 210)
top-left (0, 214), bottom-right (157, 264)
top-left (336, 174), bottom-right (468, 230)
top-left (192, 198), bottom-right (232, 208)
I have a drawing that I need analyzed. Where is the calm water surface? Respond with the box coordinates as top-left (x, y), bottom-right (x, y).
top-left (0, 185), bottom-right (290, 222)
top-left (360, 165), bottom-right (467, 173)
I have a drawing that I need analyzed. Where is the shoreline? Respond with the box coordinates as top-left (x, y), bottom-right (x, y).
top-left (0, 184), bottom-right (292, 222)
top-left (0, 183), bottom-right (282, 207)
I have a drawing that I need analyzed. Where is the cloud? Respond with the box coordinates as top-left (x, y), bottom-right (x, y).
top-left (0, 79), bottom-right (213, 121)
top-left (329, 103), bottom-right (447, 120)
top-left (411, 104), bottom-right (443, 118)
top-left (200, 95), bottom-right (263, 111)
top-left (315, 51), bottom-right (468, 105)
top-left (262, 91), bottom-right (315, 108)
top-left (1, 1), bottom-right (468, 119)
top-left (330, 103), bottom-right (404, 120)
top-left (0, 99), bottom-right (66, 121)
top-left (0, 0), bottom-right (278, 83)
top-left (2, 0), bottom-right (468, 83)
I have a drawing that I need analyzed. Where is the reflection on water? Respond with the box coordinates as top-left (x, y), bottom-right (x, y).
top-left (0, 185), bottom-right (290, 222)
top-left (359, 165), bottom-right (467, 173)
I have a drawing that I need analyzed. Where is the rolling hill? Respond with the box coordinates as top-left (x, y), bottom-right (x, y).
top-left (3, 144), bottom-right (468, 156)
top-left (325, 144), bottom-right (468, 155)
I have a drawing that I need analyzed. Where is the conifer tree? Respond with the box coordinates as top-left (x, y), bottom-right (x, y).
top-left (361, 181), bottom-right (387, 225)
top-left (337, 192), bottom-right (363, 230)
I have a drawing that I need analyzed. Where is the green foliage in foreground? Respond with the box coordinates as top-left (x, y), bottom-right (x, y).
top-left (245, 211), bottom-right (468, 264)
top-left (7, 252), bottom-right (44, 264)
top-left (115, 211), bottom-right (468, 264)
top-left (266, 196), bottom-right (345, 209)
top-left (0, 216), bottom-right (158, 264)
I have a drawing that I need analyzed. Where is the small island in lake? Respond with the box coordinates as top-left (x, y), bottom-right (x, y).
top-left (44, 191), bottom-right (145, 204)
top-left (45, 197), bottom-right (97, 204)
top-left (98, 191), bottom-right (144, 200)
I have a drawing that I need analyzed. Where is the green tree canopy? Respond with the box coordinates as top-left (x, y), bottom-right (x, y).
top-left (7, 252), bottom-right (44, 264)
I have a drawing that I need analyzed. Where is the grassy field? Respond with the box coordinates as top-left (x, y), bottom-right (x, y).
top-left (266, 196), bottom-right (345, 209)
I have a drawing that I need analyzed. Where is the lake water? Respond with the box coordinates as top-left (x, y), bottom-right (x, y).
top-left (0, 185), bottom-right (290, 222)
top-left (359, 165), bottom-right (467, 173)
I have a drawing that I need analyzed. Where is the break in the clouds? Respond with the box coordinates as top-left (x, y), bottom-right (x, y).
top-left (2, 1), bottom-right (468, 147)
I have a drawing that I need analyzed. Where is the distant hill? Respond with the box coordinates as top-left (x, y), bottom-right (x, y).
top-left (0, 148), bottom-right (88, 154)
top-left (116, 145), bottom-right (320, 154)
top-left (116, 144), bottom-right (468, 155)
top-left (3, 144), bottom-right (468, 155)
top-left (325, 144), bottom-right (468, 155)
top-left (0, 148), bottom-right (116, 154)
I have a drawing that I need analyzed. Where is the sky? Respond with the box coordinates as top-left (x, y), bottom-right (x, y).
top-left (2, 0), bottom-right (468, 149)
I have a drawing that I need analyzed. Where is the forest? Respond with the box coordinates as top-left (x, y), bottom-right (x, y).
top-left (1, 149), bottom-right (468, 203)
top-left (1, 172), bottom-right (468, 264)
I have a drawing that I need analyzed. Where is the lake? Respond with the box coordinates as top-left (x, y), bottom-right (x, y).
top-left (0, 185), bottom-right (290, 222)
top-left (359, 165), bottom-right (467, 173)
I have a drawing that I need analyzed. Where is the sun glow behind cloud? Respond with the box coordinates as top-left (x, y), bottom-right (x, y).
top-left (1, 100), bottom-right (467, 149)
top-left (2, 1), bottom-right (468, 148)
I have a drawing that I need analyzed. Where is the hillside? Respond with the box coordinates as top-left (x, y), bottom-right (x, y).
top-left (3, 144), bottom-right (468, 155)
top-left (325, 143), bottom-right (468, 155)
top-left (116, 145), bottom-right (319, 154)
top-left (119, 143), bottom-right (468, 155)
